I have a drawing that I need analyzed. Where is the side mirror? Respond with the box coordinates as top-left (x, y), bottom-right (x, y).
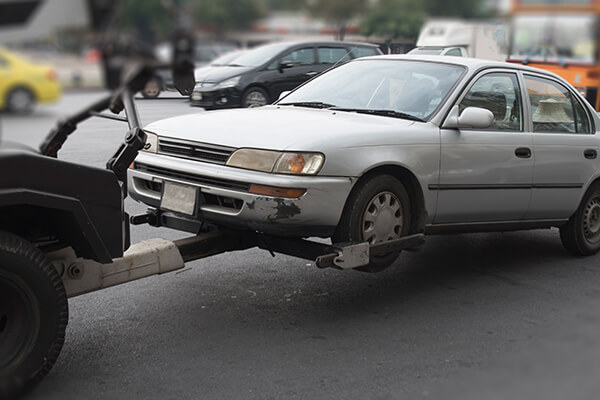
top-left (278, 90), bottom-right (291, 100)
top-left (443, 105), bottom-right (494, 129)
top-left (278, 60), bottom-right (294, 72)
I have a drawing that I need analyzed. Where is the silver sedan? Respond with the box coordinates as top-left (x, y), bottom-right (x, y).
top-left (128, 55), bottom-right (600, 271)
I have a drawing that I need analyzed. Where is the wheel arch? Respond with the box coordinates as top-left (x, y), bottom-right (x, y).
top-left (0, 192), bottom-right (114, 263)
top-left (343, 164), bottom-right (427, 234)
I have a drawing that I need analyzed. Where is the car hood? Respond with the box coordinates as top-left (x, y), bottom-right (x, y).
top-left (194, 65), bottom-right (254, 83)
top-left (144, 106), bottom-right (417, 151)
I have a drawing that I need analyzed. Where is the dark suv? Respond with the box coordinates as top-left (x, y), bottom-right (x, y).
top-left (190, 41), bottom-right (382, 109)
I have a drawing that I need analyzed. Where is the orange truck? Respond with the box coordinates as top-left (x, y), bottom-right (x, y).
top-left (508, 0), bottom-right (600, 110)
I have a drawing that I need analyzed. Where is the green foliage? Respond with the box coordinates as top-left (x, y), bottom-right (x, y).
top-left (361, 0), bottom-right (426, 40)
top-left (116, 0), bottom-right (171, 42)
top-left (193, 0), bottom-right (266, 33)
top-left (361, 0), bottom-right (489, 41)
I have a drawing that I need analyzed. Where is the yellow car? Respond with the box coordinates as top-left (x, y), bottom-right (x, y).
top-left (0, 47), bottom-right (61, 113)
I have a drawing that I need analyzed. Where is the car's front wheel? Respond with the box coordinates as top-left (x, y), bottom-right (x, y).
top-left (560, 182), bottom-right (600, 255)
top-left (242, 87), bottom-right (269, 108)
top-left (6, 88), bottom-right (34, 113)
top-left (141, 77), bottom-right (162, 99)
top-left (333, 175), bottom-right (411, 272)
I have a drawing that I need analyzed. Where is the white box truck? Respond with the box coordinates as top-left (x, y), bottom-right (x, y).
top-left (408, 19), bottom-right (507, 61)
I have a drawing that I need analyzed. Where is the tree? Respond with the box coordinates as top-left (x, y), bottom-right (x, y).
top-left (193, 0), bottom-right (266, 37)
top-left (306, 0), bottom-right (366, 40)
top-left (361, 0), bottom-right (426, 42)
top-left (116, 0), bottom-right (172, 43)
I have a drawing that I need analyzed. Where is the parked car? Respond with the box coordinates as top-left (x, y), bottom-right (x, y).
top-left (0, 47), bottom-right (61, 113)
top-left (189, 41), bottom-right (383, 109)
top-left (194, 49), bottom-right (247, 82)
top-left (129, 55), bottom-right (600, 272)
top-left (142, 42), bottom-right (238, 99)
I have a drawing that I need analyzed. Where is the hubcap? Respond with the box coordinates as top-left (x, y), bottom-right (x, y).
top-left (583, 197), bottom-right (600, 242)
top-left (9, 90), bottom-right (31, 111)
top-left (361, 191), bottom-right (404, 244)
top-left (0, 272), bottom-right (37, 370)
top-left (245, 91), bottom-right (267, 107)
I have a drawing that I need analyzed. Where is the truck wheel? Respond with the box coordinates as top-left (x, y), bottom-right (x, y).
top-left (560, 182), bottom-right (600, 256)
top-left (0, 231), bottom-right (68, 399)
top-left (333, 175), bottom-right (411, 272)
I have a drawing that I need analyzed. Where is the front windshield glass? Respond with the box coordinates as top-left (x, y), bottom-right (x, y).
top-left (228, 42), bottom-right (291, 67)
top-left (510, 14), bottom-right (597, 64)
top-left (278, 59), bottom-right (465, 121)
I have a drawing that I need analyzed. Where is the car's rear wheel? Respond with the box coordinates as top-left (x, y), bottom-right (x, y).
top-left (242, 87), bottom-right (269, 108)
top-left (0, 231), bottom-right (68, 399)
top-left (560, 182), bottom-right (600, 255)
top-left (142, 77), bottom-right (162, 99)
top-left (333, 175), bottom-right (411, 272)
top-left (6, 88), bottom-right (34, 113)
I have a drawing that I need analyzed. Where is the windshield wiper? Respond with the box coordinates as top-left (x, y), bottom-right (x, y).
top-left (278, 101), bottom-right (337, 109)
top-left (330, 108), bottom-right (425, 122)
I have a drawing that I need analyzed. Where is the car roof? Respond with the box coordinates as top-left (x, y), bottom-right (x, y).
top-left (265, 40), bottom-right (380, 48)
top-left (360, 54), bottom-right (566, 81)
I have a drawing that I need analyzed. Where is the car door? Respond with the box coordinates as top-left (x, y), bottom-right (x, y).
top-left (522, 74), bottom-right (598, 220)
top-left (435, 70), bottom-right (534, 224)
top-left (263, 46), bottom-right (317, 98)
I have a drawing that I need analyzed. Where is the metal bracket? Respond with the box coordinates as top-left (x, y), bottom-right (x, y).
top-left (332, 242), bottom-right (370, 269)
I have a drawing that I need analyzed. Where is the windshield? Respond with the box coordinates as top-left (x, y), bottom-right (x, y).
top-left (228, 42), bottom-right (291, 67)
top-left (278, 59), bottom-right (465, 121)
top-left (210, 50), bottom-right (244, 66)
top-left (510, 14), bottom-right (597, 64)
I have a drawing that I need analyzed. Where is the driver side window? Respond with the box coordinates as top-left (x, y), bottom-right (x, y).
top-left (458, 72), bottom-right (523, 131)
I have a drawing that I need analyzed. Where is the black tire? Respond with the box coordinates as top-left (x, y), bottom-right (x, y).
top-left (242, 87), bottom-right (269, 108)
top-left (6, 88), bottom-right (34, 114)
top-left (560, 182), bottom-right (600, 256)
top-left (333, 175), bottom-right (411, 272)
top-left (0, 231), bottom-right (68, 399)
top-left (141, 77), bottom-right (162, 99)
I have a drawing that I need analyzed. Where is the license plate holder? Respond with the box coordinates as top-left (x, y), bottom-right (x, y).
top-left (160, 181), bottom-right (198, 216)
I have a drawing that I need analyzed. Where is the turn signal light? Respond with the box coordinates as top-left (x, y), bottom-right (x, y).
top-left (249, 184), bottom-right (306, 198)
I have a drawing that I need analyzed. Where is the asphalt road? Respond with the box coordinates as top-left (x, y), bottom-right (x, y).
top-left (2, 92), bottom-right (600, 400)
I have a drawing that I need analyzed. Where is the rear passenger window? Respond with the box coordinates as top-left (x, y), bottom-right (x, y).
top-left (524, 75), bottom-right (592, 134)
top-left (458, 72), bottom-right (523, 131)
top-left (317, 47), bottom-right (350, 64)
top-left (350, 47), bottom-right (380, 58)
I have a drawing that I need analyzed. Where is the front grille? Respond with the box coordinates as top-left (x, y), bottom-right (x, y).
top-left (134, 163), bottom-right (250, 192)
top-left (158, 138), bottom-right (235, 165)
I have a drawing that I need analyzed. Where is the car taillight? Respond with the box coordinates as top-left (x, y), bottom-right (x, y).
top-left (47, 69), bottom-right (57, 80)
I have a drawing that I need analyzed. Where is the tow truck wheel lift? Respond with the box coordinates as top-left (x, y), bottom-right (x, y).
top-left (0, 35), bottom-right (424, 399)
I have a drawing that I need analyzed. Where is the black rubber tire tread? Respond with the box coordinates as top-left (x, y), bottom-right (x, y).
top-left (332, 174), bottom-right (411, 273)
top-left (0, 231), bottom-right (68, 399)
top-left (560, 182), bottom-right (600, 256)
top-left (242, 86), bottom-right (269, 108)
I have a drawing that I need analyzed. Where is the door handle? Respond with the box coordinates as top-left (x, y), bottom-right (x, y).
top-left (515, 147), bottom-right (532, 158)
top-left (584, 149), bottom-right (597, 159)
top-left (305, 71), bottom-right (318, 76)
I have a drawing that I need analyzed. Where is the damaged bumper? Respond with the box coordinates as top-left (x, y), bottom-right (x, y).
top-left (127, 152), bottom-right (354, 236)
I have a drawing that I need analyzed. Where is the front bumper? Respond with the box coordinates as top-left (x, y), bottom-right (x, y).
top-left (190, 86), bottom-right (242, 109)
top-left (128, 152), bottom-right (354, 237)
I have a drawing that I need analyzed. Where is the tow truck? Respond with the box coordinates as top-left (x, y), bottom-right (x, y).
top-left (0, 2), bottom-right (424, 398)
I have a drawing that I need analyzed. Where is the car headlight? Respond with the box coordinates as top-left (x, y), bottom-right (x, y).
top-left (142, 132), bottom-right (158, 153)
top-left (226, 149), bottom-right (324, 175)
top-left (214, 76), bottom-right (240, 89)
